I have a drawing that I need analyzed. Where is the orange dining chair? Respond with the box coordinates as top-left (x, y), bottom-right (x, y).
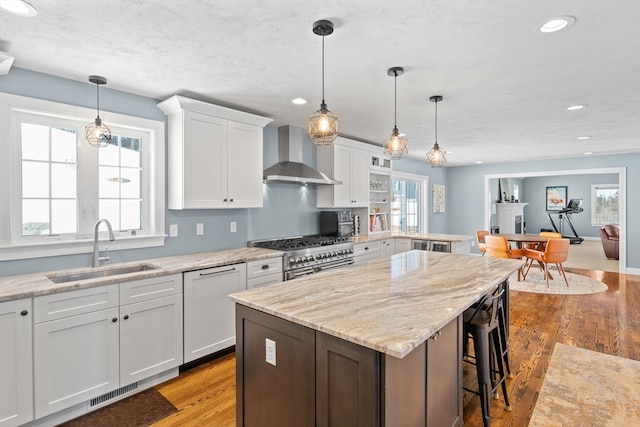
top-left (522, 238), bottom-right (570, 288)
top-left (476, 230), bottom-right (489, 256)
top-left (484, 235), bottom-right (525, 280)
top-left (523, 231), bottom-right (562, 250)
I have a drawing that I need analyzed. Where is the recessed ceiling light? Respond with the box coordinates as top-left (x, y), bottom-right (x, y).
top-left (537, 16), bottom-right (576, 33)
top-left (567, 104), bottom-right (587, 111)
top-left (583, 152), bottom-right (593, 155)
top-left (577, 136), bottom-right (592, 140)
top-left (476, 160), bottom-right (483, 164)
top-left (291, 97), bottom-right (308, 105)
top-left (0, 0), bottom-right (37, 17)
top-left (446, 151), bottom-right (453, 154)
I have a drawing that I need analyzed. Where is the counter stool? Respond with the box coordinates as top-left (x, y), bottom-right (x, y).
top-left (463, 289), bottom-right (512, 427)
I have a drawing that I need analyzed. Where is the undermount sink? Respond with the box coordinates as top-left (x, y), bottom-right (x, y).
top-left (47, 264), bottom-right (159, 284)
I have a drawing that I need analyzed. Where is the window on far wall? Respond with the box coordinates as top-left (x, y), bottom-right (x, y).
top-left (390, 174), bottom-right (428, 233)
top-left (1, 93), bottom-right (166, 261)
top-left (591, 184), bottom-right (619, 226)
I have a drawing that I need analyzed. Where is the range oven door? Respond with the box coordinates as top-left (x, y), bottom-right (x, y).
top-left (285, 259), bottom-right (354, 281)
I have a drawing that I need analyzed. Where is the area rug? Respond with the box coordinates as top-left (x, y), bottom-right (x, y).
top-left (58, 388), bottom-right (176, 427)
top-left (509, 269), bottom-right (607, 295)
top-left (529, 343), bottom-right (640, 426)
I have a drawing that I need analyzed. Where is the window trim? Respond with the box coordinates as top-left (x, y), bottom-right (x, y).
top-left (590, 183), bottom-right (619, 227)
top-left (390, 171), bottom-right (429, 233)
top-left (0, 92), bottom-right (166, 261)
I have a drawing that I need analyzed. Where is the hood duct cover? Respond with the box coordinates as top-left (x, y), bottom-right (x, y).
top-left (263, 126), bottom-right (341, 185)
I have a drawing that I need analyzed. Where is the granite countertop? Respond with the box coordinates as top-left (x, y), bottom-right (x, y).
top-left (230, 250), bottom-right (522, 359)
top-left (0, 247), bottom-right (282, 302)
top-left (351, 232), bottom-right (473, 244)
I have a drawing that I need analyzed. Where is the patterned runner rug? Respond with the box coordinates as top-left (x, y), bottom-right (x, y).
top-left (509, 269), bottom-right (607, 295)
top-left (58, 388), bottom-right (176, 427)
top-left (529, 343), bottom-right (640, 426)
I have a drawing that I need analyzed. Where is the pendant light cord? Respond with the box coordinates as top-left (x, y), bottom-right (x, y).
top-left (434, 98), bottom-right (438, 145)
top-left (96, 82), bottom-right (101, 119)
top-left (394, 70), bottom-right (398, 128)
top-left (321, 34), bottom-right (325, 104)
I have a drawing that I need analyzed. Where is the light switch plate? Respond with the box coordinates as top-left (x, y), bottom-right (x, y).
top-left (230, 221), bottom-right (237, 233)
top-left (196, 223), bottom-right (204, 235)
top-left (169, 224), bottom-right (178, 237)
top-left (265, 338), bottom-right (276, 366)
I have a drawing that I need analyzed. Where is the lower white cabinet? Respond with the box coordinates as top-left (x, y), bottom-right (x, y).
top-left (119, 275), bottom-right (183, 386)
top-left (246, 257), bottom-right (283, 289)
top-left (183, 263), bottom-right (247, 363)
top-left (0, 299), bottom-right (33, 427)
top-left (33, 274), bottom-right (183, 419)
top-left (381, 239), bottom-right (396, 258)
top-left (353, 241), bottom-right (382, 264)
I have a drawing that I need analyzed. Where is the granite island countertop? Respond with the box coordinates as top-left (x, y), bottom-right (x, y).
top-left (230, 250), bottom-right (522, 359)
top-left (351, 232), bottom-right (473, 243)
top-left (0, 247), bottom-right (283, 302)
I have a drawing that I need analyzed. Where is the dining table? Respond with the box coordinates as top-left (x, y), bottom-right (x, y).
top-left (499, 233), bottom-right (554, 279)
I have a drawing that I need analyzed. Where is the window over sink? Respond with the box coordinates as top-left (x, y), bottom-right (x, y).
top-left (0, 93), bottom-right (166, 260)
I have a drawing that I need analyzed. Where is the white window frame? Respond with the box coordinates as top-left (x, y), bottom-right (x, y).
top-left (591, 183), bottom-right (619, 226)
top-left (390, 171), bottom-right (429, 233)
top-left (0, 93), bottom-right (166, 261)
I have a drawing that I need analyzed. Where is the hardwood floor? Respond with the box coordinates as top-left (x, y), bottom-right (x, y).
top-left (152, 268), bottom-right (639, 427)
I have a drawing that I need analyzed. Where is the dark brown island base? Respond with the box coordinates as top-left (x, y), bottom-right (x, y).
top-left (231, 250), bottom-right (521, 426)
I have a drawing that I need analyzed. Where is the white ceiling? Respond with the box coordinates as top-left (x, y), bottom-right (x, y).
top-left (1, 1), bottom-right (639, 166)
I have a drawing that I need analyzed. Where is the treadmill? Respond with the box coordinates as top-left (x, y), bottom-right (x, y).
top-left (547, 198), bottom-right (584, 244)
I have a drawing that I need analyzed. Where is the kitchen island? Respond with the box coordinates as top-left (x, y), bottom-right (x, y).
top-left (231, 250), bottom-right (522, 426)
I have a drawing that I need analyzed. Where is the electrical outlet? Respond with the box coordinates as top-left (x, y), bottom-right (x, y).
top-left (196, 223), bottom-right (204, 235)
top-left (265, 338), bottom-right (276, 366)
top-left (230, 221), bottom-right (237, 233)
top-left (169, 224), bottom-right (178, 237)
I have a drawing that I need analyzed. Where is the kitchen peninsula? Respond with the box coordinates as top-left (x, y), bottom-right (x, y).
top-left (231, 250), bottom-right (522, 426)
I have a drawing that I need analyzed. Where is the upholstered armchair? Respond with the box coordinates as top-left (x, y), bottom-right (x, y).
top-left (599, 224), bottom-right (619, 260)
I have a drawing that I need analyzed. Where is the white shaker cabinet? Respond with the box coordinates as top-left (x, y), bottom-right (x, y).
top-left (317, 139), bottom-right (369, 208)
top-left (33, 285), bottom-right (120, 418)
top-left (157, 95), bottom-right (273, 209)
top-left (183, 263), bottom-right (247, 363)
top-left (380, 239), bottom-right (396, 258)
top-left (119, 274), bottom-right (183, 386)
top-left (0, 299), bottom-right (33, 427)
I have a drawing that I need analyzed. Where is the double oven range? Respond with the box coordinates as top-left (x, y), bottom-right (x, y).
top-left (250, 235), bottom-right (354, 281)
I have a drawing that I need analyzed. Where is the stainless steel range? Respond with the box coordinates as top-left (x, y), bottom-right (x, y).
top-left (249, 235), bottom-right (354, 280)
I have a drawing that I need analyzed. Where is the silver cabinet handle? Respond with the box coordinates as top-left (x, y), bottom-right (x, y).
top-left (200, 267), bottom-right (236, 276)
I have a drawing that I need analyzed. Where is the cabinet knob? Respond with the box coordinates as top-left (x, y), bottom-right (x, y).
top-left (261, 265), bottom-right (269, 270)
top-left (223, 198), bottom-right (228, 202)
top-left (112, 318), bottom-right (118, 323)
top-left (123, 315), bottom-right (129, 320)
top-left (230, 198), bottom-right (234, 202)
top-left (20, 310), bottom-right (28, 316)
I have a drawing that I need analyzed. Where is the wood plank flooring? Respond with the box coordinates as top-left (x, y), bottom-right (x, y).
top-left (152, 268), bottom-right (639, 427)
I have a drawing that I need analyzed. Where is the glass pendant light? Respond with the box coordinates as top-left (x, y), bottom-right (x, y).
top-left (85, 75), bottom-right (112, 148)
top-left (426, 95), bottom-right (447, 167)
top-left (308, 20), bottom-right (338, 145)
top-left (383, 66), bottom-right (408, 159)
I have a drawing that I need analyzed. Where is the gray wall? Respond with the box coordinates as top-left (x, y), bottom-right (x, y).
top-left (521, 174), bottom-right (618, 238)
top-left (1, 68), bottom-right (638, 275)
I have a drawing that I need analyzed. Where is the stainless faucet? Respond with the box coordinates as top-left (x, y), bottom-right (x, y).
top-left (92, 219), bottom-right (115, 268)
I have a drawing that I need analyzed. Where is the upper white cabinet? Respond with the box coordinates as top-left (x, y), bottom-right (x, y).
top-left (158, 95), bottom-right (273, 209)
top-left (0, 299), bottom-right (33, 427)
top-left (317, 137), bottom-right (369, 208)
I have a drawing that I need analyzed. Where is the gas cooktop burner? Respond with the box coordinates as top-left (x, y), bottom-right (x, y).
top-left (252, 235), bottom-right (350, 251)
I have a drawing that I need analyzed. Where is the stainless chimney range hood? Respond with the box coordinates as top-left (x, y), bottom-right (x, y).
top-left (263, 126), bottom-right (341, 185)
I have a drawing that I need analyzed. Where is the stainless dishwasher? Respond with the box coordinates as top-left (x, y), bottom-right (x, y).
top-left (412, 240), bottom-right (452, 253)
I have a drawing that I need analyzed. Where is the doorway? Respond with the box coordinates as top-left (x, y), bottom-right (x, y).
top-left (484, 167), bottom-right (626, 274)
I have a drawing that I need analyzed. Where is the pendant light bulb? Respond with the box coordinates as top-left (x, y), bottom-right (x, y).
top-left (426, 95), bottom-right (447, 167)
top-left (383, 67), bottom-right (408, 159)
top-left (308, 20), bottom-right (339, 146)
top-left (85, 75), bottom-right (112, 148)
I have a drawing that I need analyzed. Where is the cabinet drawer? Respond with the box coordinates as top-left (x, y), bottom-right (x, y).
top-left (34, 284), bottom-right (119, 324)
top-left (247, 257), bottom-right (283, 279)
top-left (119, 274), bottom-right (182, 305)
top-left (247, 272), bottom-right (282, 289)
top-left (353, 241), bottom-right (381, 256)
